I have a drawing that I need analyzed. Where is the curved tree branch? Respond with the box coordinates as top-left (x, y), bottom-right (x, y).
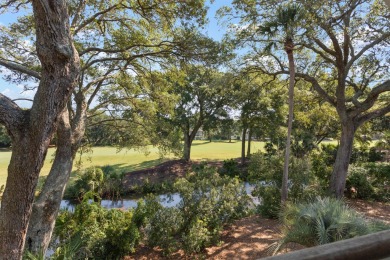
top-left (350, 79), bottom-right (390, 117)
top-left (73, 4), bottom-right (121, 34)
top-left (357, 103), bottom-right (390, 127)
top-left (0, 60), bottom-right (41, 80)
top-left (347, 32), bottom-right (390, 71)
top-left (0, 93), bottom-right (26, 136)
top-left (79, 41), bottom-right (177, 56)
top-left (300, 43), bottom-right (337, 65)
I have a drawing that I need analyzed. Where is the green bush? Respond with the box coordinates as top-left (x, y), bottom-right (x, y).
top-left (218, 159), bottom-right (241, 179)
top-left (146, 207), bottom-right (183, 255)
top-left (132, 178), bottom-right (175, 195)
top-left (64, 167), bottom-right (104, 200)
top-left (367, 147), bottom-right (384, 162)
top-left (248, 152), bottom-right (320, 218)
top-left (346, 166), bottom-right (374, 199)
top-left (271, 197), bottom-right (390, 255)
top-left (346, 163), bottom-right (389, 201)
top-left (64, 166), bottom-right (125, 200)
top-left (53, 197), bottom-right (141, 259)
top-left (145, 165), bottom-right (252, 254)
top-left (319, 144), bottom-right (383, 165)
top-left (310, 150), bottom-right (332, 188)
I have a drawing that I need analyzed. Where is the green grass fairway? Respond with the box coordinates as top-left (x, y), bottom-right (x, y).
top-left (0, 140), bottom-right (345, 187)
top-left (0, 141), bottom-right (267, 187)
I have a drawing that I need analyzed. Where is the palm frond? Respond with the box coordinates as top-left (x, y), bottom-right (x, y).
top-left (274, 196), bottom-right (389, 255)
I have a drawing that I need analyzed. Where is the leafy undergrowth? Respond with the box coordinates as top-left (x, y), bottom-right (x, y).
top-left (127, 198), bottom-right (390, 260)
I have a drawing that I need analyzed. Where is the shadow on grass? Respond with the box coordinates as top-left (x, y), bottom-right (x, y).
top-left (192, 140), bottom-right (239, 146)
top-left (130, 158), bottom-right (169, 171)
top-left (71, 158), bottom-right (170, 176)
top-left (0, 148), bottom-right (11, 152)
top-left (191, 141), bottom-right (211, 146)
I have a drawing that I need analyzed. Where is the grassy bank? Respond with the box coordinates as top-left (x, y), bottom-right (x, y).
top-left (0, 140), bottom-right (268, 187)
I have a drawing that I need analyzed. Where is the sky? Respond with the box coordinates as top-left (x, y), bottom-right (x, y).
top-left (0, 1), bottom-right (232, 108)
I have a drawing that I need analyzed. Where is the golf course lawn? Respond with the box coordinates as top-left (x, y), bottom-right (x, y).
top-left (0, 140), bottom-right (267, 187)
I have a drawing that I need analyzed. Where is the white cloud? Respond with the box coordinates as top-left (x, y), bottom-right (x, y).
top-left (0, 82), bottom-right (34, 108)
top-left (1, 88), bottom-right (10, 95)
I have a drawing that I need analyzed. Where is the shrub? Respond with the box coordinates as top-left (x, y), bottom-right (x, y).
top-left (145, 165), bottom-right (252, 254)
top-left (218, 159), bottom-right (241, 179)
top-left (367, 147), bottom-right (384, 162)
top-left (346, 166), bottom-right (374, 199)
top-left (271, 197), bottom-right (390, 255)
top-left (310, 150), bottom-right (332, 188)
top-left (248, 152), bottom-right (320, 218)
top-left (53, 197), bottom-right (141, 259)
top-left (64, 167), bottom-right (104, 200)
top-left (133, 178), bottom-right (175, 195)
top-left (64, 166), bottom-right (125, 200)
top-left (368, 163), bottom-right (390, 202)
top-left (319, 143), bottom-right (383, 165)
top-left (346, 162), bottom-right (390, 201)
top-left (146, 207), bottom-right (183, 255)
top-left (101, 171), bottom-right (125, 200)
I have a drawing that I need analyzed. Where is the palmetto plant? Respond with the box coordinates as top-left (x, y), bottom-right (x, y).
top-left (270, 196), bottom-right (390, 255)
top-left (259, 3), bottom-right (304, 203)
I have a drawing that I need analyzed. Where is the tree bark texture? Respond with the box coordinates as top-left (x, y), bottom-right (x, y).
top-left (330, 122), bottom-right (356, 198)
top-left (0, 0), bottom-right (79, 258)
top-left (182, 120), bottom-right (202, 162)
top-left (25, 110), bottom-right (73, 254)
top-left (25, 100), bottom-right (86, 254)
top-left (183, 134), bottom-right (192, 162)
top-left (281, 41), bottom-right (295, 204)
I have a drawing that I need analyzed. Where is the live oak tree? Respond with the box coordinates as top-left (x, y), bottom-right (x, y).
top-left (0, 0), bottom-right (80, 258)
top-left (157, 65), bottom-right (234, 161)
top-left (0, 0), bottom-right (211, 256)
top-left (224, 0), bottom-right (390, 198)
top-left (233, 73), bottom-right (284, 164)
top-left (291, 82), bottom-right (339, 158)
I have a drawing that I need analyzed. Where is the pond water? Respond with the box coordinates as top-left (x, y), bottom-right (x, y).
top-left (60, 183), bottom-right (259, 211)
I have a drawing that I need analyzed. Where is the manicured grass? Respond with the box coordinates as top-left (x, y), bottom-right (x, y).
top-left (0, 139), bottom-right (350, 187)
top-left (0, 141), bottom-right (266, 187)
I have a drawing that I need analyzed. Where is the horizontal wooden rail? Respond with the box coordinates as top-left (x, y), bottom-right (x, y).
top-left (261, 229), bottom-right (390, 260)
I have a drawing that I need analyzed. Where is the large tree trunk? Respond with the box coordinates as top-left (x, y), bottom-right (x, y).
top-left (281, 41), bottom-right (295, 204)
top-left (330, 122), bottom-right (356, 198)
top-left (25, 111), bottom-right (73, 254)
top-left (183, 134), bottom-right (192, 162)
top-left (26, 97), bottom-right (87, 254)
top-left (0, 1), bottom-right (79, 257)
top-left (183, 120), bottom-right (202, 162)
top-left (241, 127), bottom-right (247, 164)
top-left (247, 128), bottom-right (252, 158)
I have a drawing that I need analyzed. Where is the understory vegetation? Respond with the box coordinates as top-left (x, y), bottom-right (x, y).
top-left (47, 144), bottom-right (390, 258)
top-left (64, 166), bottom-right (125, 201)
top-left (270, 197), bottom-right (390, 255)
top-left (53, 165), bottom-right (251, 258)
top-left (244, 144), bottom-right (389, 218)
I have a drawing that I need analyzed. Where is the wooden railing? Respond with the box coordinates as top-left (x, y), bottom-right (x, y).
top-left (261, 229), bottom-right (390, 260)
